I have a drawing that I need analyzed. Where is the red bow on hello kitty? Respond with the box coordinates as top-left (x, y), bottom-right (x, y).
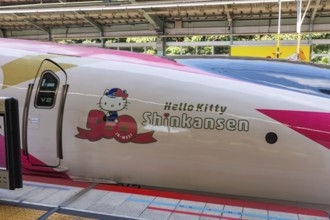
top-left (116, 89), bottom-right (128, 99)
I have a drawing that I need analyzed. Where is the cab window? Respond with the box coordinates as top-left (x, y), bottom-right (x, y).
top-left (35, 71), bottom-right (59, 108)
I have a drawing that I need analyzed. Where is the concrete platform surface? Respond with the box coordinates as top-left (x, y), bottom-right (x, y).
top-left (0, 175), bottom-right (329, 220)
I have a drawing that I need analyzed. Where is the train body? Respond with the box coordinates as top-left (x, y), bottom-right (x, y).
top-left (0, 38), bottom-right (329, 206)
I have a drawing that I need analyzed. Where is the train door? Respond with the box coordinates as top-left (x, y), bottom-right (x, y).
top-left (22, 59), bottom-right (69, 168)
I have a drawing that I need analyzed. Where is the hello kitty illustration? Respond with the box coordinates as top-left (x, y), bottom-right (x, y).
top-left (98, 88), bottom-right (129, 123)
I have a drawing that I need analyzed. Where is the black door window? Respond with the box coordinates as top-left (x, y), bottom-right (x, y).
top-left (35, 71), bottom-right (59, 108)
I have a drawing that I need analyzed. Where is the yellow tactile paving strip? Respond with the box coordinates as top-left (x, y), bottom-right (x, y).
top-left (47, 213), bottom-right (95, 220)
top-left (0, 204), bottom-right (46, 220)
top-left (0, 205), bottom-right (96, 220)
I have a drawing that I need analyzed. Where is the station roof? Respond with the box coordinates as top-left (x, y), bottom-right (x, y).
top-left (0, 0), bottom-right (329, 40)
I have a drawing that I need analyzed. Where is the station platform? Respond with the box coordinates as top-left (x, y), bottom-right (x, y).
top-left (0, 175), bottom-right (329, 220)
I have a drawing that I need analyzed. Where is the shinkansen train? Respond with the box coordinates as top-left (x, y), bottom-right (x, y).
top-left (0, 38), bottom-right (329, 207)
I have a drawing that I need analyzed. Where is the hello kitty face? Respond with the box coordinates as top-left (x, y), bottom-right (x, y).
top-left (98, 88), bottom-right (128, 112)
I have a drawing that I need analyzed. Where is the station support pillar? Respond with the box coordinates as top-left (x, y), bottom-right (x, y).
top-left (156, 37), bottom-right (165, 57)
top-left (0, 29), bottom-right (4, 38)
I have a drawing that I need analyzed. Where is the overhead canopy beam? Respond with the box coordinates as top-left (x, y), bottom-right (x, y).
top-left (310, 0), bottom-right (321, 23)
top-left (308, 0), bottom-right (321, 43)
top-left (14, 13), bottom-right (51, 40)
top-left (0, 0), bottom-right (298, 14)
top-left (224, 5), bottom-right (232, 26)
top-left (74, 11), bottom-right (103, 35)
top-left (24, 18), bottom-right (50, 34)
top-left (0, 0), bottom-right (328, 40)
top-left (143, 11), bottom-right (164, 32)
top-left (129, 0), bottom-right (163, 33)
top-left (74, 11), bottom-right (104, 47)
top-left (14, 13), bottom-right (49, 34)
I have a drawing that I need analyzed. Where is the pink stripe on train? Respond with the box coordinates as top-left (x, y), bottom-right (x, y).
top-left (258, 109), bottom-right (330, 150)
top-left (0, 38), bottom-right (219, 78)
